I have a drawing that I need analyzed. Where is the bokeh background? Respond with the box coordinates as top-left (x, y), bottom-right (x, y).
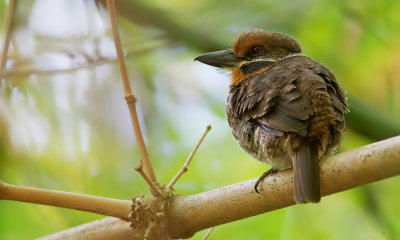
top-left (1, 0), bottom-right (400, 239)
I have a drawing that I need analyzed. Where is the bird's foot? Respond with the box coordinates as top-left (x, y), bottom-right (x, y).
top-left (254, 168), bottom-right (279, 194)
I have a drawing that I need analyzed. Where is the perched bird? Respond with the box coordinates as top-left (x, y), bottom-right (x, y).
top-left (195, 29), bottom-right (348, 203)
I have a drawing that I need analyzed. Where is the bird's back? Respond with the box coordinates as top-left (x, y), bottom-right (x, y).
top-left (226, 55), bottom-right (348, 167)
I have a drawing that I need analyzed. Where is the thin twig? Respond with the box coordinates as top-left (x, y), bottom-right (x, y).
top-left (0, 0), bottom-right (16, 78)
top-left (3, 57), bottom-right (117, 79)
top-left (167, 125), bottom-right (212, 190)
top-left (202, 227), bottom-right (215, 240)
top-left (2, 48), bottom-right (155, 79)
top-left (0, 180), bottom-right (131, 220)
top-left (106, 0), bottom-right (157, 182)
top-left (135, 161), bottom-right (167, 199)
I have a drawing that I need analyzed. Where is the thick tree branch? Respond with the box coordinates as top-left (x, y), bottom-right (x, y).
top-left (168, 135), bottom-right (400, 238)
top-left (36, 218), bottom-right (134, 240)
top-left (37, 136), bottom-right (400, 239)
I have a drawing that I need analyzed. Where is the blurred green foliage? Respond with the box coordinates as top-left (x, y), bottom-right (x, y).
top-left (1, 0), bottom-right (400, 239)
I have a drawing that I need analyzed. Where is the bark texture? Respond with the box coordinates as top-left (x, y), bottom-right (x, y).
top-left (38, 136), bottom-right (400, 240)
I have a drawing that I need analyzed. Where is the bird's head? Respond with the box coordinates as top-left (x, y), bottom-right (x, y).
top-left (195, 29), bottom-right (302, 85)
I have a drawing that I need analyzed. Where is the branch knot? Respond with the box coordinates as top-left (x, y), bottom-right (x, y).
top-left (129, 193), bottom-right (173, 239)
top-left (125, 94), bottom-right (137, 104)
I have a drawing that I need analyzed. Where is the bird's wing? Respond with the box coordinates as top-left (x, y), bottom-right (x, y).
top-left (315, 68), bottom-right (349, 132)
top-left (228, 58), bottom-right (348, 137)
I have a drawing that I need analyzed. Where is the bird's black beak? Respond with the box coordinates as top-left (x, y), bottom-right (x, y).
top-left (194, 50), bottom-right (241, 68)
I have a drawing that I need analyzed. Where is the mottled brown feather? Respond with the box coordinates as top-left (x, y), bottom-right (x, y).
top-left (221, 30), bottom-right (348, 203)
top-left (228, 55), bottom-right (348, 157)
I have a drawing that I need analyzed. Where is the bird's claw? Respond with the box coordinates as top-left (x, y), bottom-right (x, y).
top-left (254, 168), bottom-right (278, 194)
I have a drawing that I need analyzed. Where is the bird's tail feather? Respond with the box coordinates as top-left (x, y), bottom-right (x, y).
top-left (291, 140), bottom-right (320, 203)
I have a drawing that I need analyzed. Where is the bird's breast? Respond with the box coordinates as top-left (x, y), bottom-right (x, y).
top-left (226, 109), bottom-right (293, 170)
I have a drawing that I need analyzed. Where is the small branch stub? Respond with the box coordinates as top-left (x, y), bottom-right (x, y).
top-left (135, 161), bottom-right (167, 199)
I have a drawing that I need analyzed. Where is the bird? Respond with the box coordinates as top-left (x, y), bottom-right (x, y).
top-left (195, 29), bottom-right (349, 203)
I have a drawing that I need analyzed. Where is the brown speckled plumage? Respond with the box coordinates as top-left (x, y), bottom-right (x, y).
top-left (195, 29), bottom-right (349, 203)
top-left (227, 54), bottom-right (347, 167)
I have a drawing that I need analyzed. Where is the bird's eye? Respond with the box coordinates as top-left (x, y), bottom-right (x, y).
top-left (250, 46), bottom-right (263, 56)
